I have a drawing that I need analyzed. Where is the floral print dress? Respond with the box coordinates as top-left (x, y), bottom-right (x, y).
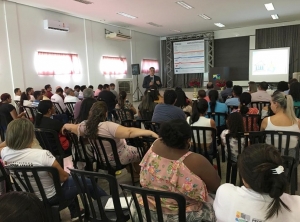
top-left (132, 147), bottom-right (216, 222)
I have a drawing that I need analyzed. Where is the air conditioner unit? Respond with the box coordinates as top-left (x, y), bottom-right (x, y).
top-left (44, 20), bottom-right (69, 32)
top-left (117, 79), bottom-right (133, 94)
top-left (106, 32), bottom-right (132, 41)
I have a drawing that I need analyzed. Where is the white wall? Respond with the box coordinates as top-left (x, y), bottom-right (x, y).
top-left (0, 1), bottom-right (160, 97)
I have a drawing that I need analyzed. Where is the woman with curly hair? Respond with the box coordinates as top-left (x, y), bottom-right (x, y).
top-left (63, 101), bottom-right (158, 168)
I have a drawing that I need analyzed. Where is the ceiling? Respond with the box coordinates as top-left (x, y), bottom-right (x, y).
top-left (7, 0), bottom-right (300, 36)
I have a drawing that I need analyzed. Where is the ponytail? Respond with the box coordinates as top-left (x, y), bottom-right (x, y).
top-left (19, 92), bottom-right (27, 113)
top-left (240, 104), bottom-right (249, 115)
top-left (285, 94), bottom-right (297, 124)
top-left (208, 90), bottom-right (218, 113)
top-left (190, 101), bottom-right (200, 124)
top-left (239, 92), bottom-right (251, 115)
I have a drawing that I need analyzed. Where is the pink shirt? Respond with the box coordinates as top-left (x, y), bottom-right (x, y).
top-left (251, 90), bottom-right (271, 102)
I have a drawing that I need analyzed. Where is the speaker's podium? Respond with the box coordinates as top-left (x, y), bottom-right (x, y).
top-left (209, 67), bottom-right (230, 88)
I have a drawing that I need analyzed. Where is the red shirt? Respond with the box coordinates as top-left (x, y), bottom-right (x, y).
top-left (45, 91), bottom-right (53, 99)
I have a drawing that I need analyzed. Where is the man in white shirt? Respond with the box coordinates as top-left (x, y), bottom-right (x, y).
top-left (251, 81), bottom-right (271, 102)
top-left (109, 83), bottom-right (118, 98)
top-left (51, 88), bottom-right (66, 113)
top-left (14, 88), bottom-right (21, 101)
top-left (64, 88), bottom-right (79, 103)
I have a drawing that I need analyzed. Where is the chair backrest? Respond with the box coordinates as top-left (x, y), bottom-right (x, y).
top-left (281, 155), bottom-right (295, 183)
top-left (34, 128), bottom-right (65, 166)
top-left (129, 136), bottom-right (154, 160)
top-left (0, 160), bottom-right (13, 193)
top-left (294, 106), bottom-right (300, 118)
top-left (65, 102), bottom-right (76, 115)
top-left (115, 109), bottom-right (134, 121)
top-left (23, 106), bottom-right (37, 122)
top-left (144, 121), bottom-right (161, 134)
top-left (140, 110), bottom-right (154, 120)
top-left (121, 119), bottom-right (146, 128)
top-left (206, 112), bottom-right (227, 127)
top-left (14, 100), bottom-right (21, 109)
top-left (52, 102), bottom-right (65, 114)
top-left (250, 101), bottom-right (270, 115)
top-left (242, 114), bottom-right (261, 131)
top-left (120, 184), bottom-right (186, 222)
top-left (69, 168), bottom-right (129, 222)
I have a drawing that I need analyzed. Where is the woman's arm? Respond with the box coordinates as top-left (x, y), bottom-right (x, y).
top-left (62, 124), bottom-right (80, 135)
top-left (130, 105), bottom-right (137, 115)
top-left (115, 125), bottom-right (158, 139)
top-left (51, 160), bottom-right (69, 182)
top-left (210, 119), bottom-right (216, 130)
top-left (10, 109), bottom-right (25, 120)
top-left (260, 117), bottom-right (267, 131)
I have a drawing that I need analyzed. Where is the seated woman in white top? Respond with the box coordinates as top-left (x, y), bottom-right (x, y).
top-left (214, 143), bottom-right (300, 222)
top-left (187, 99), bottom-right (216, 153)
top-left (261, 91), bottom-right (300, 159)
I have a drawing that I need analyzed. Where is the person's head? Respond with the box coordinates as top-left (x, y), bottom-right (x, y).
top-left (140, 90), bottom-right (156, 111)
top-left (80, 85), bottom-right (87, 92)
top-left (76, 97), bottom-right (97, 123)
top-left (88, 85), bottom-right (94, 90)
top-left (118, 91), bottom-right (127, 109)
top-left (6, 119), bottom-right (34, 150)
top-left (198, 89), bottom-right (206, 99)
top-left (289, 82), bottom-right (300, 102)
top-left (163, 89), bottom-right (177, 105)
top-left (64, 86), bottom-right (69, 93)
top-left (227, 112), bottom-right (244, 136)
top-left (258, 81), bottom-right (268, 91)
top-left (14, 88), bottom-right (21, 96)
top-left (41, 89), bottom-right (46, 96)
top-left (33, 91), bottom-right (42, 100)
top-left (83, 88), bottom-right (94, 99)
top-left (56, 87), bottom-right (63, 96)
top-left (248, 81), bottom-right (257, 93)
top-left (44, 84), bottom-right (52, 92)
top-left (239, 92), bottom-right (251, 115)
top-left (191, 99), bottom-right (208, 124)
top-left (103, 84), bottom-right (110, 90)
top-left (66, 88), bottom-right (75, 96)
top-left (159, 119), bottom-right (191, 150)
top-left (149, 67), bottom-right (155, 76)
top-left (26, 87), bottom-right (34, 95)
top-left (0, 191), bottom-right (47, 222)
top-left (110, 83), bottom-right (115, 90)
top-left (238, 144), bottom-right (290, 220)
top-left (74, 85), bottom-right (80, 92)
top-left (98, 84), bottom-right (103, 90)
top-left (20, 92), bottom-right (29, 101)
top-left (0, 93), bottom-right (12, 104)
top-left (277, 81), bottom-right (289, 92)
top-left (206, 82), bottom-right (214, 89)
top-left (174, 87), bottom-right (187, 107)
top-left (149, 85), bottom-right (160, 100)
top-left (85, 101), bottom-right (108, 139)
top-left (271, 91), bottom-right (297, 124)
top-left (226, 80), bottom-right (233, 88)
top-left (208, 90), bottom-right (219, 112)
top-left (35, 100), bottom-right (55, 126)
top-left (232, 85), bottom-right (242, 98)
top-left (288, 78), bottom-right (298, 88)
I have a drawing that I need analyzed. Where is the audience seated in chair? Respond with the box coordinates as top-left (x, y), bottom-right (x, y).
top-left (0, 119), bottom-right (107, 221)
top-left (97, 84), bottom-right (117, 121)
top-left (214, 144), bottom-right (300, 221)
top-left (150, 85), bottom-right (164, 104)
top-left (251, 81), bottom-right (271, 102)
top-left (19, 91), bottom-right (32, 113)
top-left (220, 80), bottom-right (233, 102)
top-left (225, 85), bottom-right (242, 107)
top-left (115, 91), bottom-right (137, 119)
top-left (64, 88), bottom-right (79, 103)
top-left (284, 78), bottom-right (298, 95)
top-left (138, 89), bottom-right (157, 119)
top-left (247, 81), bottom-right (257, 94)
top-left (198, 89), bottom-right (210, 102)
top-left (207, 90), bottom-right (227, 126)
top-left (74, 88), bottom-right (94, 120)
top-left (174, 87), bottom-right (192, 115)
top-left (289, 81), bottom-right (300, 108)
top-left (276, 81), bottom-right (289, 93)
top-left (139, 119), bottom-right (220, 222)
top-left (14, 87), bottom-right (21, 101)
top-left (51, 88), bottom-right (67, 113)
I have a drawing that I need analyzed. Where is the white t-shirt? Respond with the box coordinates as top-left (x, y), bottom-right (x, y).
top-left (220, 129), bottom-right (245, 162)
top-left (187, 116), bottom-right (212, 143)
top-left (51, 94), bottom-right (66, 112)
top-left (0, 147), bottom-right (56, 199)
top-left (14, 95), bottom-right (20, 101)
top-left (64, 95), bottom-right (79, 103)
top-left (214, 183), bottom-right (300, 222)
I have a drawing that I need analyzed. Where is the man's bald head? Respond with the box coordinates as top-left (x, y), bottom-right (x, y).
top-left (207, 82), bottom-right (214, 89)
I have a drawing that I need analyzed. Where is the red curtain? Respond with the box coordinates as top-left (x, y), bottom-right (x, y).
top-left (141, 59), bottom-right (159, 74)
top-left (101, 56), bottom-right (127, 75)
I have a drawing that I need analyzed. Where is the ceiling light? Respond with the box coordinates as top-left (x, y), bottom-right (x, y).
top-left (214, 23), bottom-right (225, 27)
top-left (147, 22), bottom-right (162, 27)
top-left (171, 29), bottom-right (181, 33)
top-left (117, 12), bottom-right (137, 19)
top-left (271, 14), bottom-right (279, 19)
top-left (176, 1), bottom-right (193, 9)
top-left (265, 3), bottom-right (275, 11)
top-left (198, 14), bottom-right (211, 20)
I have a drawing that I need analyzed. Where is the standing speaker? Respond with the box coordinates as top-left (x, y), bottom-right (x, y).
top-left (131, 64), bottom-right (140, 75)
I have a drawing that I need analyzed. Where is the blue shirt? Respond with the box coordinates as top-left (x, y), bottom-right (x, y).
top-left (225, 97), bottom-right (240, 107)
top-left (152, 104), bottom-right (186, 123)
top-left (207, 101), bottom-right (228, 126)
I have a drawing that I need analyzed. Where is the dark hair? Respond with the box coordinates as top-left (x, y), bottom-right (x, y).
top-left (85, 101), bottom-right (108, 139)
top-left (239, 92), bottom-right (251, 115)
top-left (26, 87), bottom-right (33, 95)
top-left (0, 93), bottom-right (11, 105)
top-left (277, 81), bottom-right (289, 92)
top-left (238, 144), bottom-right (290, 220)
top-left (19, 92), bottom-right (30, 112)
top-left (149, 85), bottom-right (160, 100)
top-left (259, 81), bottom-right (269, 91)
top-left (163, 89), bottom-right (177, 105)
top-left (110, 83), bottom-right (115, 87)
top-left (64, 86), bottom-right (69, 90)
top-left (14, 88), bottom-right (20, 94)
top-left (56, 88), bottom-right (63, 93)
top-left (33, 91), bottom-right (41, 100)
top-left (0, 191), bottom-right (48, 222)
top-left (227, 112), bottom-right (244, 137)
top-left (103, 84), bottom-right (109, 89)
top-left (35, 100), bottom-right (53, 126)
top-left (74, 85), bottom-right (80, 90)
top-left (190, 99), bottom-right (208, 124)
top-left (233, 85), bottom-right (242, 97)
top-left (98, 84), bottom-right (103, 90)
top-left (88, 85), bottom-right (94, 89)
top-left (139, 90), bottom-right (156, 112)
top-left (174, 87), bottom-right (188, 107)
top-left (226, 80), bottom-right (233, 88)
top-left (289, 78), bottom-right (298, 85)
top-left (159, 119), bottom-right (191, 150)
top-left (76, 98), bottom-right (97, 123)
top-left (44, 84), bottom-right (51, 90)
top-left (80, 85), bottom-right (87, 92)
top-left (118, 91), bottom-right (127, 109)
top-left (289, 82), bottom-right (300, 102)
top-left (198, 89), bottom-right (206, 99)
top-left (207, 82), bottom-right (214, 89)
top-left (208, 90), bottom-right (219, 112)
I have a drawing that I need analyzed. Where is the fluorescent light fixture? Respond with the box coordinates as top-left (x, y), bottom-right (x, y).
top-left (176, 1), bottom-right (193, 9)
top-left (198, 14), bottom-right (211, 20)
top-left (214, 23), bottom-right (225, 27)
top-left (264, 3), bottom-right (274, 11)
top-left (117, 12), bottom-right (137, 19)
top-left (147, 22), bottom-right (162, 27)
top-left (171, 29), bottom-right (181, 33)
top-left (271, 14), bottom-right (279, 19)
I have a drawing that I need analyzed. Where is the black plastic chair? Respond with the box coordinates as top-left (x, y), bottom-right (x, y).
top-left (120, 184), bottom-right (186, 222)
top-left (0, 113), bottom-right (7, 141)
top-left (0, 161), bottom-right (13, 193)
top-left (121, 119), bottom-right (146, 129)
top-left (69, 168), bottom-right (130, 222)
top-left (23, 106), bottom-right (37, 123)
top-left (144, 121), bottom-right (161, 134)
top-left (242, 114), bottom-right (261, 131)
top-left (115, 109), bottom-right (134, 122)
top-left (34, 128), bottom-right (69, 167)
top-left (140, 110), bottom-right (154, 120)
top-left (88, 136), bottom-right (136, 185)
top-left (250, 101), bottom-right (270, 115)
top-left (5, 166), bottom-right (78, 222)
top-left (65, 102), bottom-right (76, 122)
top-left (14, 100), bottom-right (21, 110)
top-left (294, 106), bottom-right (300, 118)
top-left (52, 102), bottom-right (65, 114)
top-left (190, 126), bottom-right (221, 178)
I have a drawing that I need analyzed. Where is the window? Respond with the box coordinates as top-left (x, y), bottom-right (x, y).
top-left (101, 56), bottom-right (127, 75)
top-left (141, 59), bottom-right (159, 74)
top-left (36, 51), bottom-right (81, 75)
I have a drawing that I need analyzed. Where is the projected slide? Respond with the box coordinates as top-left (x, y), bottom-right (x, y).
top-left (173, 40), bottom-right (205, 74)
